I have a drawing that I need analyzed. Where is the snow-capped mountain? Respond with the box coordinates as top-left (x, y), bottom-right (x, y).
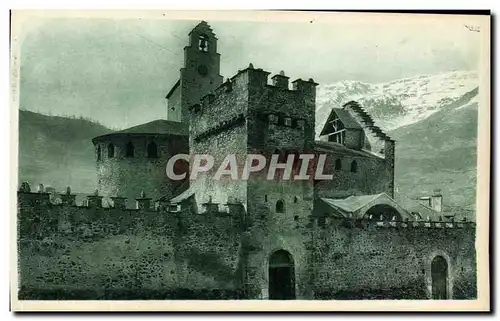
top-left (315, 70), bottom-right (479, 136)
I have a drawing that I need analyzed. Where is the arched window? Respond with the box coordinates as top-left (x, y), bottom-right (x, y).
top-left (335, 158), bottom-right (342, 171)
top-left (96, 145), bottom-right (101, 161)
top-left (198, 35), bottom-right (209, 52)
top-left (276, 199), bottom-right (285, 213)
top-left (125, 141), bottom-right (134, 157)
top-left (350, 160), bottom-right (357, 173)
top-left (147, 141), bottom-right (158, 158)
top-left (107, 143), bottom-right (115, 158)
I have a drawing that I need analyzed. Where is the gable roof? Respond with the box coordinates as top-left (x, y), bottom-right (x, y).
top-left (320, 108), bottom-right (362, 136)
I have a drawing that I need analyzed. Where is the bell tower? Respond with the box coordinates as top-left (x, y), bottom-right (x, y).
top-left (167, 21), bottom-right (223, 123)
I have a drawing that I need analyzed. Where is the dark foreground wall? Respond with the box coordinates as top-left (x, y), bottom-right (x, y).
top-left (17, 192), bottom-right (476, 300)
top-left (311, 218), bottom-right (477, 300)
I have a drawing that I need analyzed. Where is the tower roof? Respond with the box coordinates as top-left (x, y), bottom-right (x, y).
top-left (188, 20), bottom-right (217, 39)
top-left (92, 119), bottom-right (188, 143)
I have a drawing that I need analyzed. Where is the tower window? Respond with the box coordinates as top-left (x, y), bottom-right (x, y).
top-left (335, 158), bottom-right (342, 171)
top-left (350, 160), bottom-right (357, 173)
top-left (276, 199), bottom-right (285, 213)
top-left (107, 143), bottom-right (115, 158)
top-left (125, 141), bottom-right (134, 157)
top-left (198, 35), bottom-right (209, 52)
top-left (96, 145), bottom-right (101, 161)
top-left (147, 141), bottom-right (158, 158)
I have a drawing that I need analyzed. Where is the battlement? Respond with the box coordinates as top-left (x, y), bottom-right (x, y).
top-left (188, 64), bottom-right (317, 147)
top-left (189, 64), bottom-right (318, 115)
top-left (17, 182), bottom-right (159, 211)
top-left (18, 182), bottom-right (474, 237)
top-left (311, 216), bottom-right (475, 230)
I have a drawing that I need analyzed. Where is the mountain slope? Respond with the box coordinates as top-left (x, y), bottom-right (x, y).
top-left (18, 110), bottom-right (112, 193)
top-left (316, 70), bottom-right (478, 135)
top-left (389, 89), bottom-right (478, 218)
top-left (315, 71), bottom-right (479, 218)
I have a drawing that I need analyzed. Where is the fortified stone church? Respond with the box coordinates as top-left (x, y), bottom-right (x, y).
top-left (17, 21), bottom-right (477, 300)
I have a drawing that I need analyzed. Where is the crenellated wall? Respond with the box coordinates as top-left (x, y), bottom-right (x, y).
top-left (17, 187), bottom-right (477, 300)
top-left (310, 217), bottom-right (477, 299)
top-left (17, 189), bottom-right (246, 299)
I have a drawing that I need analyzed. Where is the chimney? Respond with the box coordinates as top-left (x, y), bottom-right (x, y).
top-left (430, 189), bottom-right (443, 213)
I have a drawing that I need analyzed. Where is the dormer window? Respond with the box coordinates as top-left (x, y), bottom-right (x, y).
top-left (198, 35), bottom-right (208, 52)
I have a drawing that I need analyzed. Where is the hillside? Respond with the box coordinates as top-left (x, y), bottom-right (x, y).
top-left (18, 110), bottom-right (112, 193)
top-left (316, 71), bottom-right (479, 218)
top-left (316, 70), bottom-right (478, 135)
top-left (389, 89), bottom-right (478, 218)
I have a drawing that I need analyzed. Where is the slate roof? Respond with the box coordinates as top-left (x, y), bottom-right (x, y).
top-left (321, 194), bottom-right (384, 214)
top-left (320, 108), bottom-right (362, 136)
top-left (92, 119), bottom-right (188, 143)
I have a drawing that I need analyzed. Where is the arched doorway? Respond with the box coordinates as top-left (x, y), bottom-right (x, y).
top-left (269, 250), bottom-right (295, 300)
top-left (365, 204), bottom-right (402, 221)
top-left (431, 256), bottom-right (449, 299)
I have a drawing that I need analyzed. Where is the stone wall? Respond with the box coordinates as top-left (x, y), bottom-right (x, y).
top-left (94, 134), bottom-right (188, 204)
top-left (17, 191), bottom-right (476, 300)
top-left (311, 217), bottom-right (477, 299)
top-left (17, 191), bottom-right (244, 299)
top-left (313, 146), bottom-right (393, 199)
top-left (166, 83), bottom-right (181, 122)
top-left (245, 178), bottom-right (314, 299)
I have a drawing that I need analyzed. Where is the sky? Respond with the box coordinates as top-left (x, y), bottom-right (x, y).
top-left (17, 13), bottom-right (483, 129)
